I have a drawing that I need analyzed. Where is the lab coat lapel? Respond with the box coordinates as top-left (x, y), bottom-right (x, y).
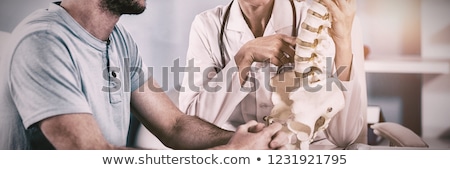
top-left (226, 0), bottom-right (254, 46)
top-left (268, 0), bottom-right (296, 36)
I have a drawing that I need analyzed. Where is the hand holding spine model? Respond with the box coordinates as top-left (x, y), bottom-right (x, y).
top-left (266, 0), bottom-right (345, 150)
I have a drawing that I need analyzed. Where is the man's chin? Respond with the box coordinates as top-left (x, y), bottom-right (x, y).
top-left (123, 7), bottom-right (146, 15)
top-left (124, 1), bottom-right (146, 15)
top-left (101, 0), bottom-right (147, 16)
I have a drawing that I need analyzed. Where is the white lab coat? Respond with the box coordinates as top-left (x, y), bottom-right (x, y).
top-left (179, 0), bottom-right (366, 147)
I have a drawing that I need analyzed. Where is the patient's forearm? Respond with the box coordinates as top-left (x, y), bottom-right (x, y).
top-left (131, 79), bottom-right (233, 150)
top-left (168, 115), bottom-right (233, 150)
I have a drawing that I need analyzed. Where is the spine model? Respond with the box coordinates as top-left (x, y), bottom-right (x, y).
top-left (295, 0), bottom-right (331, 82)
top-left (267, 0), bottom-right (345, 150)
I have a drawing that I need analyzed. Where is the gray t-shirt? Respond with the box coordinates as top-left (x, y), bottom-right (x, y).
top-left (0, 2), bottom-right (148, 149)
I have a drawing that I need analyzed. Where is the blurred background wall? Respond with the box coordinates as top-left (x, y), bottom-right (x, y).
top-left (358, 0), bottom-right (423, 136)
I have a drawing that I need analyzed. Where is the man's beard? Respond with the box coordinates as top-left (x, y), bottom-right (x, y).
top-left (100, 0), bottom-right (146, 16)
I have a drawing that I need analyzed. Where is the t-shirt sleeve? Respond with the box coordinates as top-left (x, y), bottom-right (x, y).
top-left (115, 24), bottom-right (149, 93)
top-left (9, 32), bottom-right (92, 129)
top-left (129, 50), bottom-right (148, 93)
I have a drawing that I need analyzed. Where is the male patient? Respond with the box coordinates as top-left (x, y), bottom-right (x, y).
top-left (0, 0), bottom-right (286, 150)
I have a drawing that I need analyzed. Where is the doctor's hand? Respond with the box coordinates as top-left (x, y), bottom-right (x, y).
top-left (322, 0), bottom-right (357, 81)
top-left (234, 34), bottom-right (296, 84)
top-left (322, 0), bottom-right (356, 45)
top-left (225, 120), bottom-right (288, 150)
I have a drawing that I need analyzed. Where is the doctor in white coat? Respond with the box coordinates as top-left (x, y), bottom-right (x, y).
top-left (179, 0), bottom-right (366, 148)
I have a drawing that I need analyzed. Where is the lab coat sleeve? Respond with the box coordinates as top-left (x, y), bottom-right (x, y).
top-left (324, 17), bottom-right (366, 147)
top-left (178, 15), bottom-right (250, 126)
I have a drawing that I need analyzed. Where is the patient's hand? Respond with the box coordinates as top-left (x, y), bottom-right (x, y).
top-left (226, 121), bottom-right (288, 150)
top-left (269, 129), bottom-right (289, 150)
